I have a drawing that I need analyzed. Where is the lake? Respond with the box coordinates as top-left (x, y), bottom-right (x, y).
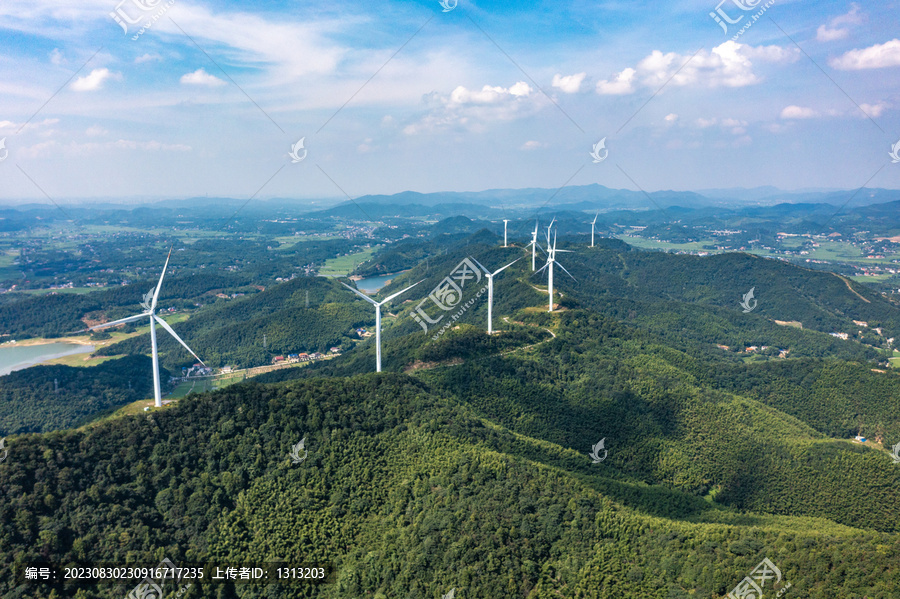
top-left (355, 272), bottom-right (408, 294)
top-left (0, 343), bottom-right (95, 376)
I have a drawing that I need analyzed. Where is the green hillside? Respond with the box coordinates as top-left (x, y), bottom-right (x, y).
top-left (2, 371), bottom-right (899, 599)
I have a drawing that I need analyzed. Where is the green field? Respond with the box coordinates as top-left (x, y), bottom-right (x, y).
top-left (19, 286), bottom-right (105, 296)
top-left (318, 246), bottom-right (380, 276)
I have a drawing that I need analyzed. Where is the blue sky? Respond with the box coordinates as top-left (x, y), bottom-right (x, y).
top-left (0, 0), bottom-right (899, 202)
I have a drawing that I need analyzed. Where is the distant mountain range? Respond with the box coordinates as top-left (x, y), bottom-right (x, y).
top-left (311, 184), bottom-right (900, 219)
top-left (4, 184), bottom-right (899, 214)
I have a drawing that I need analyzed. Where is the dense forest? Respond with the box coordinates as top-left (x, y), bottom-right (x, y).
top-left (0, 356), bottom-right (160, 434)
top-left (1, 368), bottom-right (898, 598)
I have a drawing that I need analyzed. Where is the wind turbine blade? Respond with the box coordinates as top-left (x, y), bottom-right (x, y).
top-left (154, 315), bottom-right (206, 366)
top-left (87, 312), bottom-right (150, 331)
top-left (469, 256), bottom-right (491, 275)
top-left (592, 212), bottom-right (599, 225)
top-left (492, 257), bottom-right (521, 276)
top-left (151, 248), bottom-right (172, 310)
top-left (379, 279), bottom-right (424, 306)
top-left (556, 261), bottom-right (577, 281)
top-left (533, 262), bottom-right (550, 276)
top-left (341, 281), bottom-right (379, 306)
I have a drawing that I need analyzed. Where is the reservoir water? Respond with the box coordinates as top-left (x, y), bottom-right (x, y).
top-left (0, 343), bottom-right (95, 376)
top-left (355, 272), bottom-right (407, 294)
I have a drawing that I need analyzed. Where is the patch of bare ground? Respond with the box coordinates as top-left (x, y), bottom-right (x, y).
top-left (404, 357), bottom-right (464, 372)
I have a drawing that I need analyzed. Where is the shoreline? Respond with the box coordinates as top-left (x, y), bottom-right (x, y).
top-left (2, 336), bottom-right (94, 347)
top-left (0, 343), bottom-right (96, 376)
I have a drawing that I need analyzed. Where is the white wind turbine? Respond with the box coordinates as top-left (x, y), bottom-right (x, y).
top-left (502, 219), bottom-right (510, 247)
top-left (341, 280), bottom-right (423, 372)
top-left (471, 257), bottom-right (521, 334)
top-left (85, 250), bottom-right (205, 408)
top-left (525, 221), bottom-right (541, 271)
top-left (534, 227), bottom-right (575, 312)
top-left (591, 212), bottom-right (599, 247)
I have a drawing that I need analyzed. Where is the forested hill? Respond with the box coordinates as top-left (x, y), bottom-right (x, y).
top-left (1, 370), bottom-right (899, 598)
top-left (0, 355), bottom-right (161, 435)
top-left (95, 277), bottom-right (370, 369)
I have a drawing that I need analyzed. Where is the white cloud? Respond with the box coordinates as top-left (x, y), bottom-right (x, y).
top-left (135, 53), bottom-right (162, 64)
top-left (551, 72), bottom-right (585, 94)
top-left (113, 140), bottom-right (191, 151)
top-left (859, 102), bottom-right (889, 118)
top-left (85, 125), bottom-right (108, 137)
top-left (817, 4), bottom-right (863, 42)
top-left (71, 68), bottom-right (119, 92)
top-left (520, 140), bottom-right (543, 150)
top-left (404, 81), bottom-right (544, 135)
top-left (664, 113), bottom-right (678, 122)
top-left (596, 68), bottom-right (635, 95)
top-left (693, 117), bottom-right (746, 134)
top-left (18, 139), bottom-right (191, 159)
top-left (781, 105), bottom-right (817, 119)
top-left (180, 68), bottom-right (226, 86)
top-left (49, 48), bottom-right (65, 65)
top-left (817, 25), bottom-right (848, 42)
top-left (0, 118), bottom-right (58, 132)
top-left (596, 42), bottom-right (797, 95)
top-left (829, 39), bottom-right (900, 70)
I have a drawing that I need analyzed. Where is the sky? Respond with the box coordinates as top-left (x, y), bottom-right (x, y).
top-left (0, 0), bottom-right (899, 203)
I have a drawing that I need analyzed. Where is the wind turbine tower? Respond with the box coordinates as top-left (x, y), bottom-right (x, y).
top-left (503, 220), bottom-right (510, 247)
top-left (527, 221), bottom-right (540, 271)
top-left (472, 257), bottom-right (520, 334)
top-left (591, 212), bottom-right (599, 247)
top-left (342, 280), bottom-right (423, 372)
top-left (534, 227), bottom-right (575, 312)
top-left (83, 250), bottom-right (205, 407)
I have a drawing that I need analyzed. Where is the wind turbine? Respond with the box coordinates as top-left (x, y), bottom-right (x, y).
top-left (534, 228), bottom-right (575, 312)
top-left (502, 220), bottom-right (510, 247)
top-left (591, 212), bottom-right (599, 247)
top-left (84, 250), bottom-right (205, 407)
top-left (341, 280), bottom-right (423, 372)
top-left (525, 221), bottom-right (541, 271)
top-left (471, 257), bottom-right (521, 334)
